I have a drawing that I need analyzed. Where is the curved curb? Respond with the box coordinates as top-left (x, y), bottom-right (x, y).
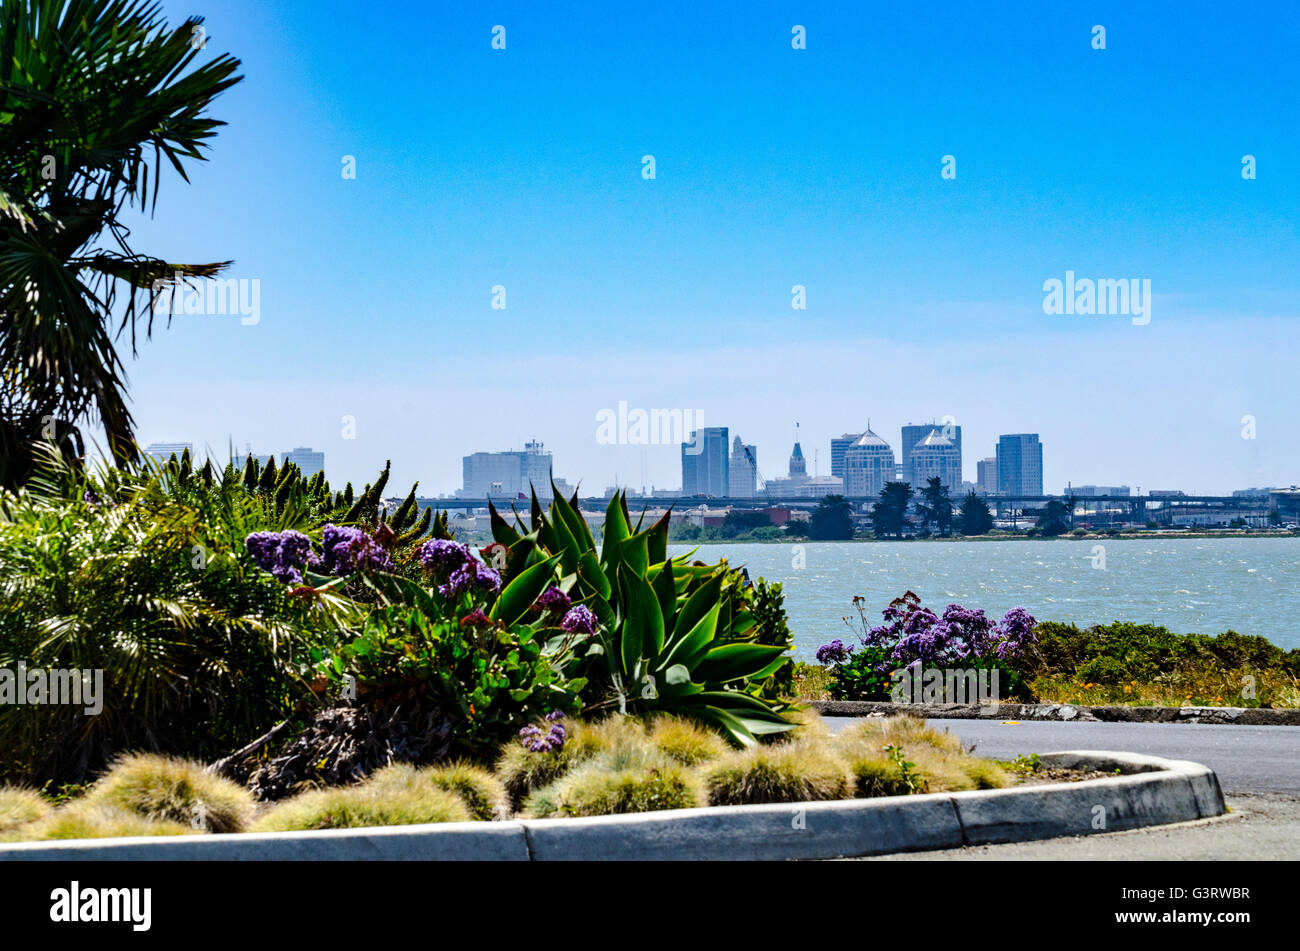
top-left (811, 699), bottom-right (1300, 725)
top-left (0, 751), bottom-right (1223, 861)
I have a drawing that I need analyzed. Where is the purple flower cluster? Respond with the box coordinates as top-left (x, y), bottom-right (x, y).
top-left (823, 595), bottom-right (1037, 675)
top-left (418, 538), bottom-right (472, 572)
top-left (520, 715), bottom-right (567, 753)
top-left (559, 604), bottom-right (598, 635)
top-left (534, 585), bottom-right (572, 614)
top-left (415, 537), bottom-right (500, 598)
top-left (245, 530), bottom-right (320, 584)
top-left (321, 524), bottom-right (393, 575)
top-left (815, 638), bottom-right (853, 664)
top-left (440, 558), bottom-right (502, 599)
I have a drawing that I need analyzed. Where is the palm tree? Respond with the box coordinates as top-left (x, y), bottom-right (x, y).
top-left (0, 0), bottom-right (242, 487)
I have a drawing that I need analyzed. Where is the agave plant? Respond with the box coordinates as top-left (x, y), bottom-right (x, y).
top-left (486, 484), bottom-right (795, 746)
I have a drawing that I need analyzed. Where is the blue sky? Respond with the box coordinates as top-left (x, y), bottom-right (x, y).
top-left (124, 0), bottom-right (1299, 495)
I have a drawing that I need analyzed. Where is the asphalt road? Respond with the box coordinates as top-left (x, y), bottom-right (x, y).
top-left (823, 716), bottom-right (1300, 859)
top-left (824, 717), bottom-right (1300, 794)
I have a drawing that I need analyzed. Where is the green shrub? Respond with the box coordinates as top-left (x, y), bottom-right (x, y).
top-left (704, 742), bottom-right (850, 806)
top-left (524, 760), bottom-right (702, 818)
top-left (253, 783), bottom-right (471, 832)
top-left (85, 754), bottom-right (254, 833)
top-left (0, 786), bottom-right (51, 834)
top-left (370, 762), bottom-right (506, 822)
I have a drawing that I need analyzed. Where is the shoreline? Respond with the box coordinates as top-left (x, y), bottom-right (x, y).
top-left (666, 530), bottom-right (1299, 545)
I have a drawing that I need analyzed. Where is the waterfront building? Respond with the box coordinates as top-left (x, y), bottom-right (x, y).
top-left (910, 431), bottom-right (961, 492)
top-left (843, 428), bottom-right (895, 497)
top-left (143, 441), bottom-right (193, 463)
top-left (830, 433), bottom-right (862, 480)
top-left (728, 436), bottom-right (758, 498)
top-left (461, 440), bottom-right (554, 499)
top-left (901, 421), bottom-right (963, 488)
top-left (681, 427), bottom-right (729, 497)
top-left (283, 446), bottom-right (325, 479)
top-left (995, 434), bottom-right (1044, 496)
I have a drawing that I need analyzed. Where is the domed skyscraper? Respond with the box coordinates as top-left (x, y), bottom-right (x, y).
top-left (844, 427), bottom-right (895, 497)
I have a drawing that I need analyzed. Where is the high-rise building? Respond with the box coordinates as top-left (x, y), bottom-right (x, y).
top-left (462, 440), bottom-right (554, 499)
top-left (901, 421), bottom-right (962, 488)
top-left (681, 427), bottom-right (729, 496)
top-left (976, 457), bottom-right (997, 494)
top-left (996, 434), bottom-right (1044, 496)
top-left (143, 441), bottom-right (192, 464)
top-left (283, 446), bottom-right (325, 479)
top-left (830, 433), bottom-right (862, 480)
top-left (728, 436), bottom-right (758, 498)
top-left (910, 431), bottom-right (961, 492)
top-left (843, 428), bottom-right (895, 497)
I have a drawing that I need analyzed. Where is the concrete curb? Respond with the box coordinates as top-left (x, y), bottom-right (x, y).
top-left (810, 699), bottom-right (1300, 725)
top-left (0, 751), bottom-right (1223, 861)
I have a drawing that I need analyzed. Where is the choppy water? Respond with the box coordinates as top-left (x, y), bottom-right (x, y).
top-left (666, 538), bottom-right (1300, 660)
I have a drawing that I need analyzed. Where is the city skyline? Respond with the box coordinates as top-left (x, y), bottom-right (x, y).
top-left (122, 0), bottom-right (1298, 497)
top-left (146, 412), bottom-right (1288, 501)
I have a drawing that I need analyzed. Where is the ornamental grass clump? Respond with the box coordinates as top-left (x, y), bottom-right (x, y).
top-left (369, 762), bottom-right (507, 822)
top-left (85, 754), bottom-right (254, 833)
top-left (646, 715), bottom-right (729, 766)
top-left (0, 786), bottom-right (51, 836)
top-left (253, 782), bottom-right (471, 832)
top-left (32, 801), bottom-right (195, 840)
top-left (834, 717), bottom-right (1008, 794)
top-left (849, 758), bottom-right (916, 798)
top-left (703, 740), bottom-right (851, 806)
top-left (495, 714), bottom-right (616, 808)
top-left (523, 759), bottom-right (703, 818)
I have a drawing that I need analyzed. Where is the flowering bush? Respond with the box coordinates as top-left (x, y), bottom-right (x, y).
top-left (819, 592), bottom-right (1037, 702)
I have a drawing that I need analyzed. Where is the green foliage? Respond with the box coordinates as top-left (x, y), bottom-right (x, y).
top-left (84, 753), bottom-right (254, 833)
top-left (882, 744), bottom-right (922, 794)
top-left (488, 485), bottom-right (795, 746)
top-left (0, 451), bottom-right (363, 786)
top-left (916, 477), bottom-right (954, 537)
top-left (1038, 500), bottom-right (1072, 537)
top-left (808, 495), bottom-right (855, 540)
top-left (957, 491), bottom-right (994, 536)
top-left (0, 0), bottom-right (244, 481)
top-left (1002, 753), bottom-right (1042, 775)
top-left (314, 605), bottom-right (584, 759)
top-left (872, 481), bottom-right (912, 538)
top-left (1023, 621), bottom-right (1300, 683)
